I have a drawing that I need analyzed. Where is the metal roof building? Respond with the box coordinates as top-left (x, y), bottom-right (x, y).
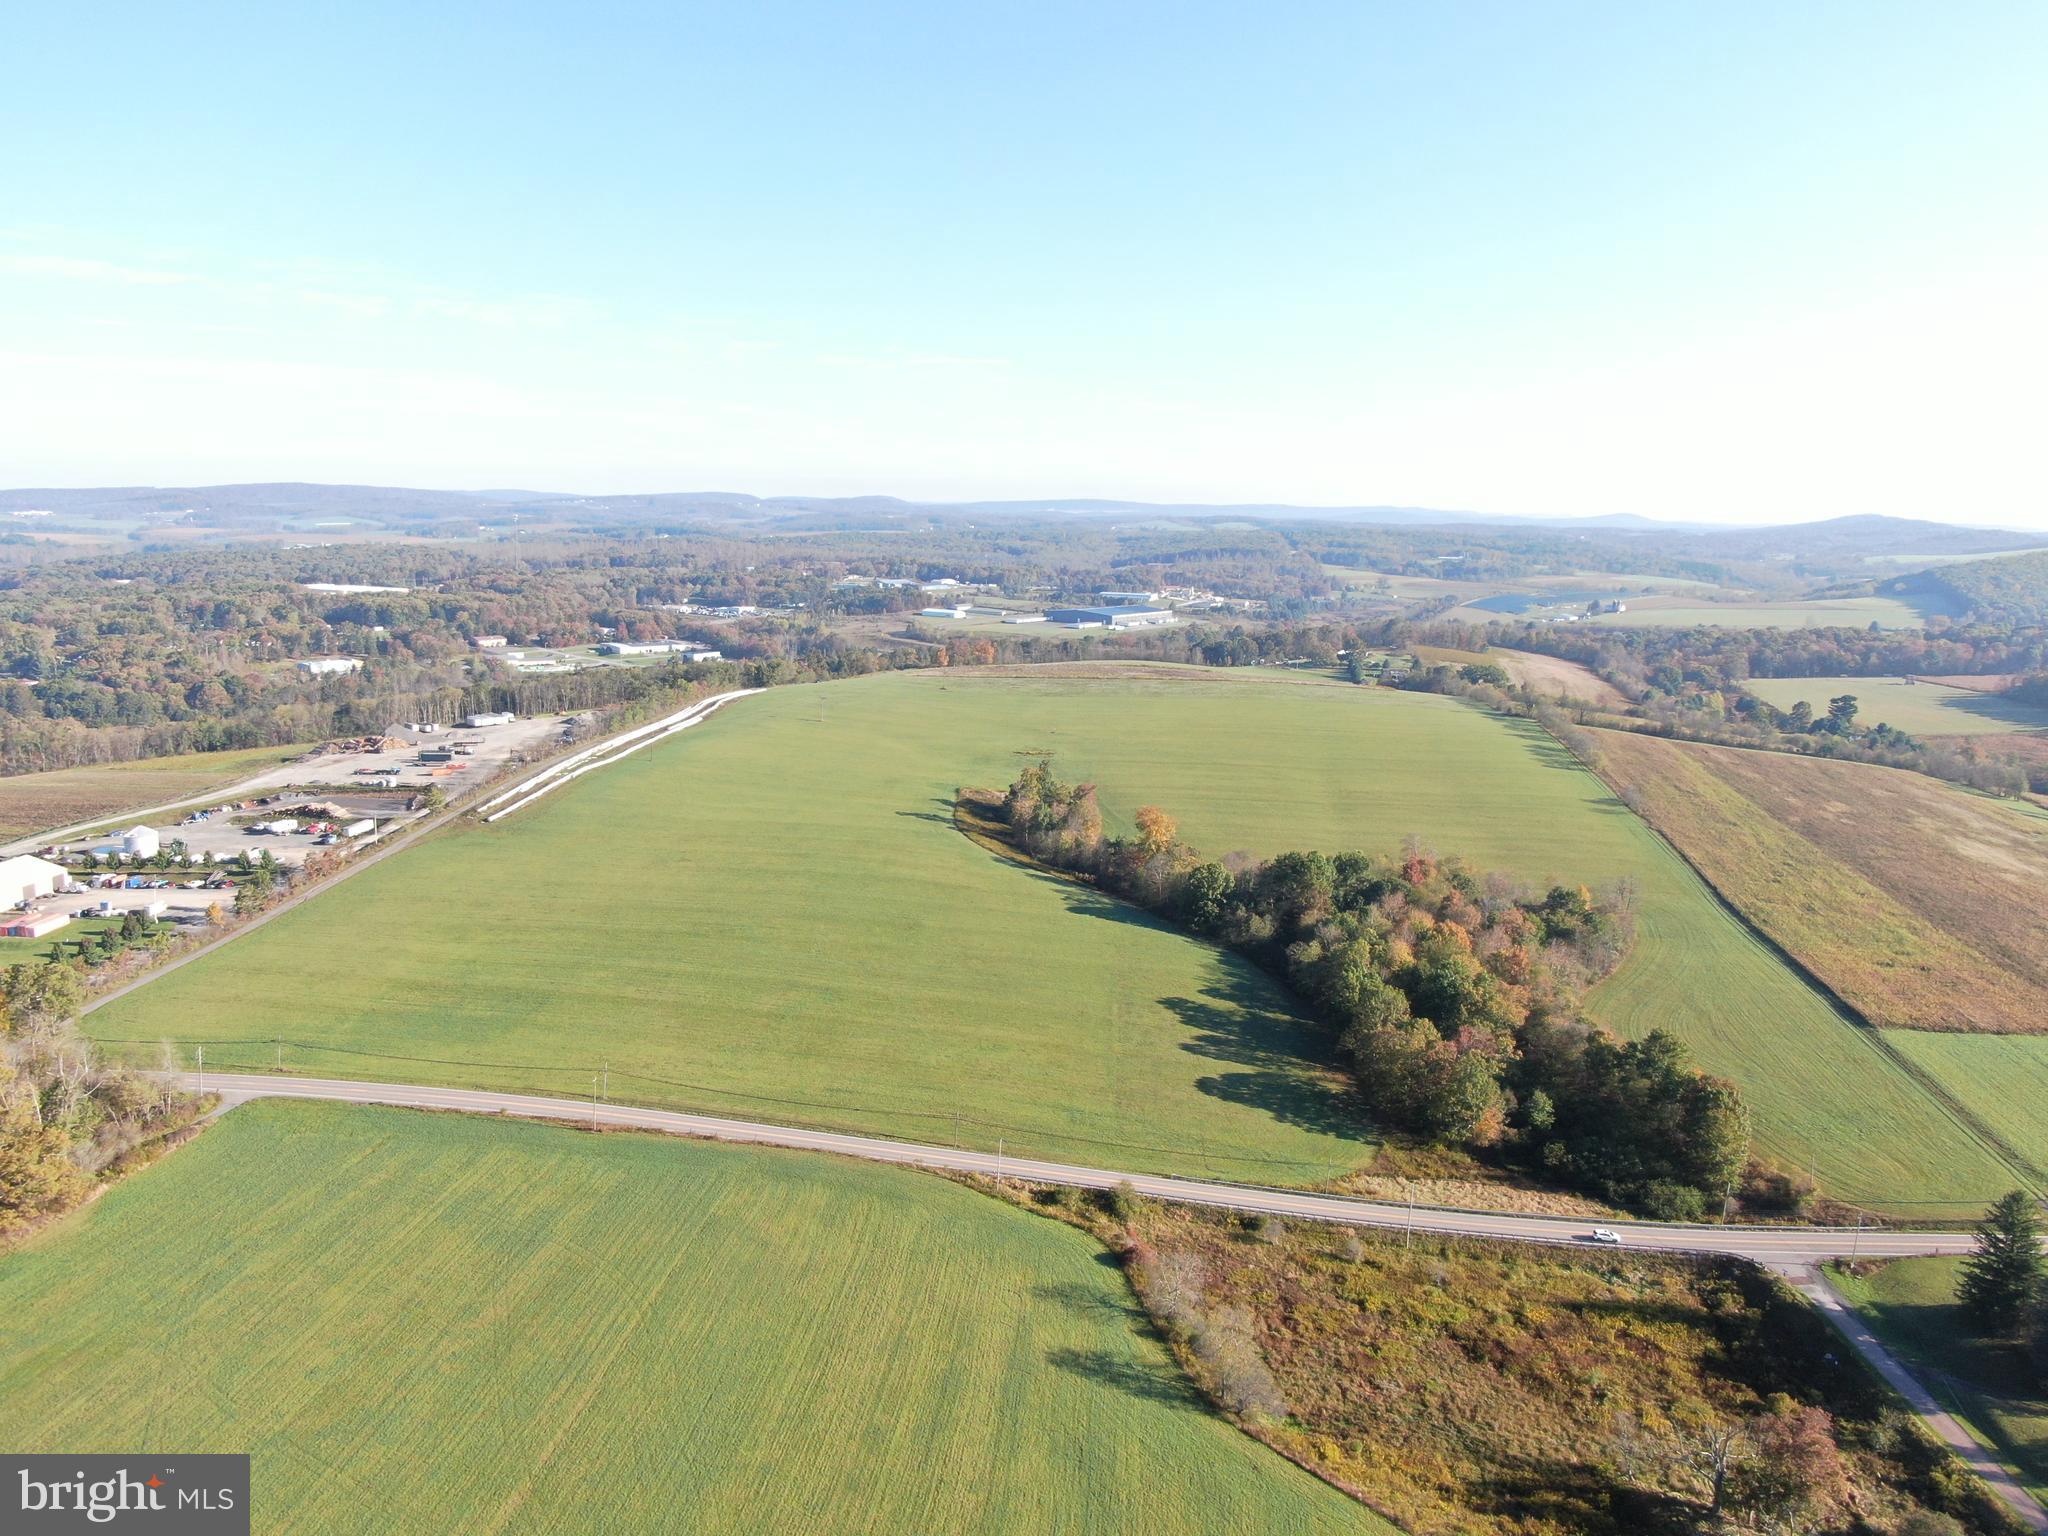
top-left (1043, 605), bottom-right (1178, 629)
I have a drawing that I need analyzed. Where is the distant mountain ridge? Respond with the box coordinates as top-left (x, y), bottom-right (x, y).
top-left (0, 482), bottom-right (2037, 556)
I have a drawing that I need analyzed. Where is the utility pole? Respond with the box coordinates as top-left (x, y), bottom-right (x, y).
top-left (275, 1038), bottom-right (282, 1072)
top-left (997, 1138), bottom-right (1005, 1184)
top-left (1851, 1212), bottom-right (1863, 1263)
top-left (196, 1044), bottom-right (203, 1097)
top-left (1405, 1199), bottom-right (1413, 1249)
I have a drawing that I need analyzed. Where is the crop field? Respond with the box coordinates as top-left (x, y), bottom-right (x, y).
top-left (1887, 1035), bottom-right (2048, 1175)
top-left (1832, 1256), bottom-right (2048, 1506)
top-left (1741, 676), bottom-right (2048, 737)
top-left (0, 1100), bottom-right (1373, 1535)
top-left (1594, 731), bottom-right (2048, 1039)
top-left (0, 743), bottom-right (310, 842)
top-left (90, 664), bottom-right (2022, 1210)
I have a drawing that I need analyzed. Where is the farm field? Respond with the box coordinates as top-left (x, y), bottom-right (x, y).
top-left (0, 1100), bottom-right (1374, 1535)
top-left (1488, 648), bottom-right (1630, 707)
top-left (1887, 1035), bottom-right (2048, 1175)
top-left (0, 742), bottom-right (310, 842)
top-left (1582, 595), bottom-right (1944, 629)
top-left (1741, 676), bottom-right (2048, 737)
top-left (1593, 731), bottom-right (2048, 1039)
top-left (1831, 1256), bottom-right (2048, 1507)
top-left (89, 664), bottom-right (2022, 1210)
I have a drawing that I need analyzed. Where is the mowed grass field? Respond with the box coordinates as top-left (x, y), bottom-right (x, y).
top-left (0, 1100), bottom-right (1374, 1535)
top-left (1741, 676), bottom-right (2048, 737)
top-left (1594, 731), bottom-right (2048, 1039)
top-left (1832, 1256), bottom-right (2048, 1506)
top-left (91, 665), bottom-right (2021, 1209)
top-left (0, 742), bottom-right (310, 841)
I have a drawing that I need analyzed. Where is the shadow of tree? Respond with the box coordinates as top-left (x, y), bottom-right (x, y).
top-left (1466, 1454), bottom-right (1696, 1536)
top-left (1043, 1347), bottom-right (1207, 1411)
top-left (1158, 984), bottom-right (1377, 1145)
top-left (1030, 1278), bottom-right (1143, 1322)
top-left (945, 797), bottom-right (1376, 1147)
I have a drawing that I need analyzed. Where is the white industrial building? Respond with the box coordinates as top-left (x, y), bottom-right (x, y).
top-left (0, 854), bottom-right (68, 906)
top-left (462, 711), bottom-right (517, 728)
top-left (296, 656), bottom-right (362, 676)
top-left (472, 635), bottom-right (509, 648)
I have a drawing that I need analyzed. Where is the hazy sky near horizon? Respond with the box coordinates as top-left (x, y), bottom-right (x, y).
top-left (4, 3), bottom-right (2045, 527)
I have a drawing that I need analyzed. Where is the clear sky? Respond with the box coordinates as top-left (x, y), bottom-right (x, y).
top-left (4, 2), bottom-right (2044, 525)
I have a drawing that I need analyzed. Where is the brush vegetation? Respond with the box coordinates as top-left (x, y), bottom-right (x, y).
top-left (1020, 1185), bottom-right (2019, 1536)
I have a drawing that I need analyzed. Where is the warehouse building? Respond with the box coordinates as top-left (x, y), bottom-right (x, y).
top-left (462, 711), bottom-right (517, 728)
top-left (1043, 605), bottom-right (1178, 630)
top-left (296, 656), bottom-right (362, 676)
top-left (0, 854), bottom-right (69, 906)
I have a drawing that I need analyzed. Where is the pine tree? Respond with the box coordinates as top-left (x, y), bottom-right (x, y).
top-left (1958, 1191), bottom-right (2046, 1336)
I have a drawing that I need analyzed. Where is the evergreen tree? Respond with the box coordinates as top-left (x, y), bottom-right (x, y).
top-left (1958, 1191), bottom-right (2046, 1336)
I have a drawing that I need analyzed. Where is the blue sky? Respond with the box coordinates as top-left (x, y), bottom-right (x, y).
top-left (4, 2), bottom-right (2044, 524)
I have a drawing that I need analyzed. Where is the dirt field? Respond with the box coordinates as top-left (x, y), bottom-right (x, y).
top-left (1595, 730), bottom-right (2048, 1034)
top-left (1490, 648), bottom-right (1631, 707)
top-left (0, 745), bottom-right (310, 844)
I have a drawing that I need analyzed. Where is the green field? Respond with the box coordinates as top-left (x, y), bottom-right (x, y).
top-left (1742, 676), bottom-right (2048, 737)
top-left (89, 665), bottom-right (2022, 1209)
top-left (0, 1100), bottom-right (1373, 1534)
top-left (0, 914), bottom-right (121, 958)
top-left (1888, 1033), bottom-right (2048, 1174)
top-left (1832, 1256), bottom-right (2048, 1506)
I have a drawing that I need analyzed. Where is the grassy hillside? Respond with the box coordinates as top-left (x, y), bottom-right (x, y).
top-left (1832, 1256), bottom-right (2048, 1507)
top-left (1593, 731), bottom-right (2048, 1039)
top-left (90, 665), bottom-right (2021, 1210)
top-left (0, 742), bottom-right (310, 841)
top-left (1741, 676), bottom-right (2048, 737)
top-left (0, 1100), bottom-right (1375, 1535)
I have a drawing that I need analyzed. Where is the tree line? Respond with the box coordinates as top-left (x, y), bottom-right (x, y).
top-left (1000, 762), bottom-right (1751, 1216)
top-left (0, 960), bottom-right (208, 1238)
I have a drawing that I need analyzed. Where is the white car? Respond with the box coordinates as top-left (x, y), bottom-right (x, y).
top-left (1588, 1228), bottom-right (1622, 1246)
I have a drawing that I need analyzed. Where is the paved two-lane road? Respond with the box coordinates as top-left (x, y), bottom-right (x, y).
top-left (185, 1072), bottom-right (1976, 1268)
